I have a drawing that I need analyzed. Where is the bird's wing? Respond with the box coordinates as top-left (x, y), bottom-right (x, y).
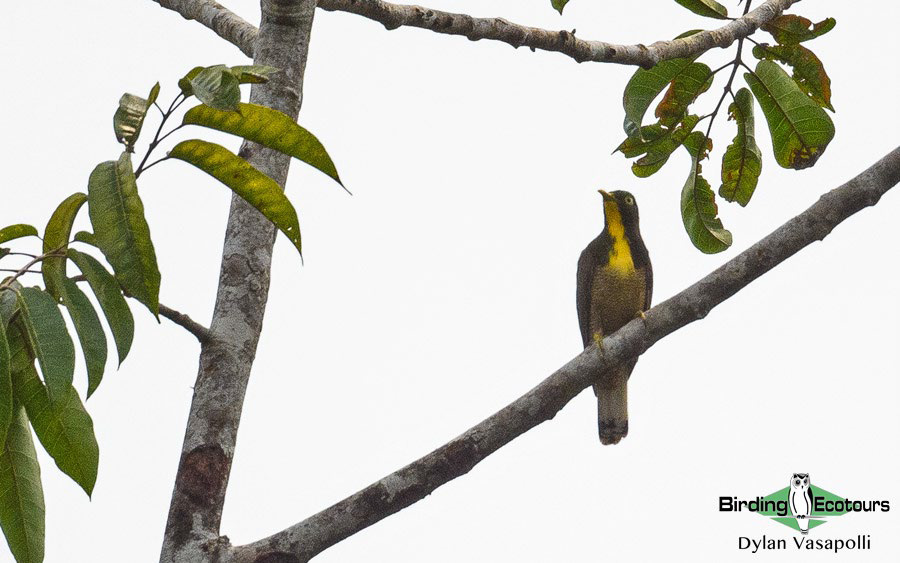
top-left (643, 258), bottom-right (653, 311)
top-left (576, 241), bottom-right (599, 348)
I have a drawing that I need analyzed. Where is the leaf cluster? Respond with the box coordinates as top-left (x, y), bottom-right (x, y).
top-left (0, 63), bottom-right (343, 563)
top-left (611, 6), bottom-right (836, 253)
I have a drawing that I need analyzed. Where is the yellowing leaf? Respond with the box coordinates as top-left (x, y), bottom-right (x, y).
top-left (182, 103), bottom-right (343, 186)
top-left (169, 140), bottom-right (304, 255)
top-left (0, 225), bottom-right (38, 246)
top-left (113, 83), bottom-right (160, 150)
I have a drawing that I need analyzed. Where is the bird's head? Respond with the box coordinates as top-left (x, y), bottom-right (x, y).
top-left (599, 189), bottom-right (640, 227)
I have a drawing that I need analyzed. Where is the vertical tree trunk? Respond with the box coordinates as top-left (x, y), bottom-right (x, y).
top-left (160, 1), bottom-right (316, 560)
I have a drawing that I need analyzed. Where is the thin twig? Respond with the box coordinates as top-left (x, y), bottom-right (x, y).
top-left (137, 156), bottom-right (172, 177)
top-left (135, 93), bottom-right (184, 179)
top-left (0, 248), bottom-right (66, 292)
top-left (159, 303), bottom-right (212, 344)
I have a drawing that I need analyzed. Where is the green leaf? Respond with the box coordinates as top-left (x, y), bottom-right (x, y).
top-left (745, 60), bottom-right (835, 170)
top-left (0, 225), bottom-right (38, 246)
top-left (182, 103), bottom-right (343, 186)
top-left (15, 288), bottom-right (75, 401)
top-left (673, 0), bottom-right (728, 19)
top-left (615, 123), bottom-right (668, 158)
top-left (762, 15), bottom-right (836, 45)
top-left (681, 131), bottom-right (732, 253)
top-left (630, 115), bottom-right (701, 178)
top-left (654, 62), bottom-right (712, 126)
top-left (0, 319), bottom-right (11, 450)
top-left (623, 57), bottom-right (697, 138)
top-left (178, 66), bottom-right (205, 97)
top-left (113, 82), bottom-right (160, 151)
top-left (10, 342), bottom-right (98, 498)
top-left (66, 249), bottom-right (133, 366)
top-left (551, 0), bottom-right (569, 14)
top-left (169, 140), bottom-right (303, 255)
top-left (752, 43), bottom-right (833, 111)
top-left (87, 152), bottom-right (160, 316)
top-left (73, 231), bottom-right (97, 247)
top-left (0, 286), bottom-right (20, 327)
top-left (60, 278), bottom-right (106, 398)
top-left (179, 65), bottom-right (278, 98)
top-left (719, 88), bottom-right (762, 206)
top-left (229, 65), bottom-right (279, 84)
top-left (41, 193), bottom-right (88, 302)
top-left (0, 406), bottom-right (44, 563)
top-left (191, 65), bottom-right (241, 111)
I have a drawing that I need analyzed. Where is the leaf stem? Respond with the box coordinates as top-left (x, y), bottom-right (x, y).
top-left (138, 156), bottom-right (172, 176)
top-left (135, 92), bottom-right (186, 179)
top-left (0, 247), bottom-right (66, 292)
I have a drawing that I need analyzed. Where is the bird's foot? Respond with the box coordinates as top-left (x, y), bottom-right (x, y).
top-left (593, 332), bottom-right (605, 354)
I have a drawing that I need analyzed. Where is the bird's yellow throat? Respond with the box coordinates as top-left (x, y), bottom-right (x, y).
top-left (603, 200), bottom-right (636, 275)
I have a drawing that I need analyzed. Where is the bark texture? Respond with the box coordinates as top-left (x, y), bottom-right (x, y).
top-left (227, 146), bottom-right (900, 562)
top-left (159, 0), bottom-right (317, 561)
top-left (154, 0), bottom-right (258, 56)
top-left (154, 0), bottom-right (797, 68)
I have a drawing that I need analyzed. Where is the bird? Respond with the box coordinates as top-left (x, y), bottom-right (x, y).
top-left (576, 189), bottom-right (652, 445)
top-left (789, 473), bottom-right (812, 534)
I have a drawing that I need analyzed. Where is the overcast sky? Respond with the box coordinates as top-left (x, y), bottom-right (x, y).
top-left (2, 0), bottom-right (898, 561)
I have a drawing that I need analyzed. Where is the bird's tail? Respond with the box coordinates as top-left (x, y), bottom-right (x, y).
top-left (595, 369), bottom-right (628, 445)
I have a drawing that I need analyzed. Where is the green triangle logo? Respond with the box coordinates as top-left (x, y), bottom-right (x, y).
top-left (755, 482), bottom-right (854, 533)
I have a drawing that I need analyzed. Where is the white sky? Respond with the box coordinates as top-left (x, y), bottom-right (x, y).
top-left (1, 0), bottom-right (898, 561)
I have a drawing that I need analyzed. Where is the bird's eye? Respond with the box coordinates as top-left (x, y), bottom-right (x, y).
top-left (624, 196), bottom-right (635, 205)
top-left (795, 480), bottom-right (800, 486)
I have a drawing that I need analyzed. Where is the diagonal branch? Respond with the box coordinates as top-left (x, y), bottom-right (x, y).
top-left (228, 145), bottom-right (900, 563)
top-left (152, 0), bottom-right (258, 57)
top-left (152, 0), bottom-right (797, 68)
top-left (317, 0), bottom-right (796, 67)
top-left (159, 303), bottom-right (212, 344)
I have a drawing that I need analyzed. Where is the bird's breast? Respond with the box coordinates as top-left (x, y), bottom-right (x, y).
top-left (589, 265), bottom-right (647, 335)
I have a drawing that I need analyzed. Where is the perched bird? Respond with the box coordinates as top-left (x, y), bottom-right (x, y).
top-left (576, 190), bottom-right (652, 445)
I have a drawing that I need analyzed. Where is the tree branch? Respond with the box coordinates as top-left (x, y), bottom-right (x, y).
top-left (159, 0), bottom-right (317, 560)
top-left (228, 145), bottom-right (900, 562)
top-left (152, 0), bottom-right (797, 68)
top-left (317, 0), bottom-right (796, 66)
top-left (159, 303), bottom-right (212, 344)
top-left (152, 0), bottom-right (258, 57)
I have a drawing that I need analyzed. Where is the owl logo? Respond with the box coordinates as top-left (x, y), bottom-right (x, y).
top-left (789, 473), bottom-right (812, 534)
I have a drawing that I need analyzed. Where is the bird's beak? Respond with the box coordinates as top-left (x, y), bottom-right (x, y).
top-left (598, 189), bottom-right (613, 202)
